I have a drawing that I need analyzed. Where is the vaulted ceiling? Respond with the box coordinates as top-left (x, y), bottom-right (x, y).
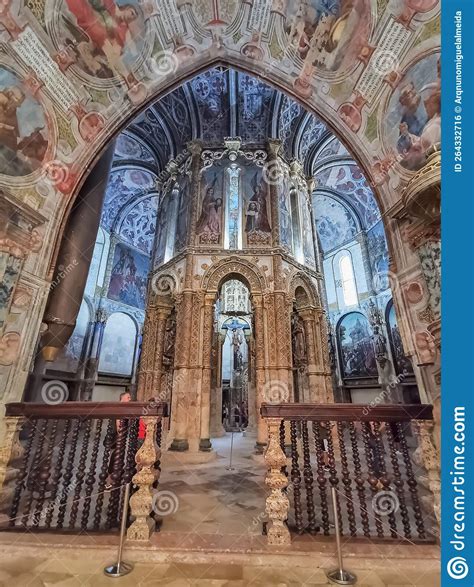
top-left (104, 67), bottom-right (381, 256)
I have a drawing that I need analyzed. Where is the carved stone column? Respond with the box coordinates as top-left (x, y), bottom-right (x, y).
top-left (413, 420), bottom-right (440, 525)
top-left (0, 416), bottom-right (24, 504)
top-left (199, 294), bottom-right (215, 451)
top-left (266, 138), bottom-right (282, 247)
top-left (264, 417), bottom-right (290, 546)
top-left (137, 305), bottom-right (173, 401)
top-left (253, 294), bottom-right (267, 452)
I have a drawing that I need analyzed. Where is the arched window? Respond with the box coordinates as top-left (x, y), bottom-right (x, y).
top-left (339, 254), bottom-right (358, 307)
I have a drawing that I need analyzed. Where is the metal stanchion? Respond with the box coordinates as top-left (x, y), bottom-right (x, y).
top-left (326, 486), bottom-right (357, 585)
top-left (104, 482), bottom-right (134, 578)
top-left (226, 430), bottom-right (235, 471)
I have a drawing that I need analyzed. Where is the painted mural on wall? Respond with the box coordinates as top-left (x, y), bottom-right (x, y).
top-left (338, 312), bottom-right (377, 378)
top-left (387, 302), bottom-right (414, 376)
top-left (313, 193), bottom-right (357, 253)
top-left (278, 172), bottom-right (294, 252)
top-left (102, 168), bottom-right (156, 229)
top-left (99, 312), bottom-right (136, 376)
top-left (0, 69), bottom-right (49, 177)
top-left (324, 165), bottom-right (380, 230)
top-left (367, 221), bottom-right (389, 292)
top-left (197, 168), bottom-right (224, 244)
top-left (174, 173), bottom-right (192, 253)
top-left (285, 0), bottom-right (371, 74)
top-left (385, 53), bottom-right (441, 172)
top-left (114, 133), bottom-right (155, 162)
top-left (301, 192), bottom-right (316, 267)
top-left (243, 167), bottom-right (272, 246)
top-left (117, 195), bottom-right (158, 255)
top-left (107, 242), bottom-right (149, 309)
top-left (56, 0), bottom-right (146, 81)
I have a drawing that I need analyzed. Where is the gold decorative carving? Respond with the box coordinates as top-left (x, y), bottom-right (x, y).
top-left (264, 417), bottom-right (291, 546)
top-left (127, 416), bottom-right (160, 542)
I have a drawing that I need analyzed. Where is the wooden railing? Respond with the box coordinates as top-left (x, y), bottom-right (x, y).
top-left (0, 402), bottom-right (167, 539)
top-left (261, 403), bottom-right (436, 546)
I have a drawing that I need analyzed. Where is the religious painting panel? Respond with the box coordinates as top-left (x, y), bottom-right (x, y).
top-left (107, 242), bottom-right (149, 309)
top-left (384, 52), bottom-right (441, 172)
top-left (174, 172), bottom-right (192, 253)
top-left (301, 192), bottom-right (316, 267)
top-left (196, 166), bottom-right (224, 245)
top-left (284, 0), bottom-right (372, 75)
top-left (99, 312), bottom-right (137, 376)
top-left (278, 171), bottom-right (293, 252)
top-left (338, 312), bottom-right (377, 378)
top-left (52, 0), bottom-right (147, 82)
top-left (241, 163), bottom-right (272, 247)
top-left (0, 68), bottom-right (50, 178)
top-left (367, 221), bottom-right (389, 292)
top-left (387, 301), bottom-right (414, 376)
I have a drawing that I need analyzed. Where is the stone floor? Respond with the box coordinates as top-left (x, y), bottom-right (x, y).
top-left (0, 433), bottom-right (440, 586)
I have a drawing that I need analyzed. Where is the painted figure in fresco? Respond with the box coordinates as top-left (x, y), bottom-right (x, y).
top-left (62, 0), bottom-right (141, 79)
top-left (0, 85), bottom-right (48, 176)
top-left (196, 182), bottom-right (222, 238)
top-left (393, 57), bottom-right (441, 171)
top-left (286, 0), bottom-right (368, 72)
top-left (245, 175), bottom-right (271, 234)
top-left (108, 245), bottom-right (147, 308)
top-left (339, 314), bottom-right (377, 377)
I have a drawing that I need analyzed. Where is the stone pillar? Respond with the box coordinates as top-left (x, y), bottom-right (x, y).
top-left (210, 333), bottom-right (226, 437)
top-left (137, 305), bottom-right (172, 401)
top-left (199, 294), bottom-right (215, 451)
top-left (266, 138), bottom-right (282, 247)
top-left (41, 142), bottom-right (115, 361)
top-left (81, 307), bottom-right (108, 400)
top-left (253, 295), bottom-right (267, 452)
top-left (356, 231), bottom-right (376, 296)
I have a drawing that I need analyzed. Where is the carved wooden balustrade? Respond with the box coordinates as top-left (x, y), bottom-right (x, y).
top-left (0, 401), bottom-right (167, 540)
top-left (261, 403), bottom-right (436, 546)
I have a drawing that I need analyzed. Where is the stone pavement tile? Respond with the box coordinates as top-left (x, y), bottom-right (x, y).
top-left (161, 562), bottom-right (244, 581)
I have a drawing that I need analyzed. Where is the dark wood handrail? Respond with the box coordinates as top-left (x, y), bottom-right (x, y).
top-left (5, 401), bottom-right (168, 419)
top-left (260, 403), bottom-right (433, 422)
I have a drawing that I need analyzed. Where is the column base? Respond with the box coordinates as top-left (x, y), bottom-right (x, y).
top-left (199, 438), bottom-right (212, 452)
top-left (162, 448), bottom-right (217, 465)
top-left (169, 439), bottom-right (189, 452)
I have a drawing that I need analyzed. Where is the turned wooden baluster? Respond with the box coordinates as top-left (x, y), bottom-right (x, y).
top-left (106, 418), bottom-right (128, 529)
top-left (385, 422), bottom-right (411, 539)
top-left (289, 420), bottom-right (304, 533)
top-left (325, 421), bottom-right (343, 536)
top-left (44, 419), bottom-right (71, 530)
top-left (348, 422), bottom-right (370, 537)
top-left (153, 419), bottom-right (162, 488)
top-left (81, 419), bottom-right (103, 530)
top-left (122, 418), bottom-right (139, 518)
top-left (397, 422), bottom-right (426, 539)
top-left (33, 418), bottom-right (59, 527)
top-left (373, 422), bottom-right (398, 538)
top-left (9, 418), bottom-right (37, 527)
top-left (279, 420), bottom-right (288, 478)
top-left (362, 422), bottom-right (384, 538)
top-left (22, 418), bottom-right (48, 526)
top-left (312, 422), bottom-right (330, 535)
top-left (337, 422), bottom-right (356, 537)
top-left (69, 418), bottom-right (92, 528)
top-left (301, 421), bottom-right (318, 534)
top-left (57, 418), bottom-right (81, 529)
top-left (93, 418), bottom-right (115, 530)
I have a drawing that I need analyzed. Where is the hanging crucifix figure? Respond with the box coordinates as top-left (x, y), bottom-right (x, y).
top-left (232, 328), bottom-right (244, 372)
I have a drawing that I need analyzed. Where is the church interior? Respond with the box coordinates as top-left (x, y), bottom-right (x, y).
top-left (0, 0), bottom-right (440, 585)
